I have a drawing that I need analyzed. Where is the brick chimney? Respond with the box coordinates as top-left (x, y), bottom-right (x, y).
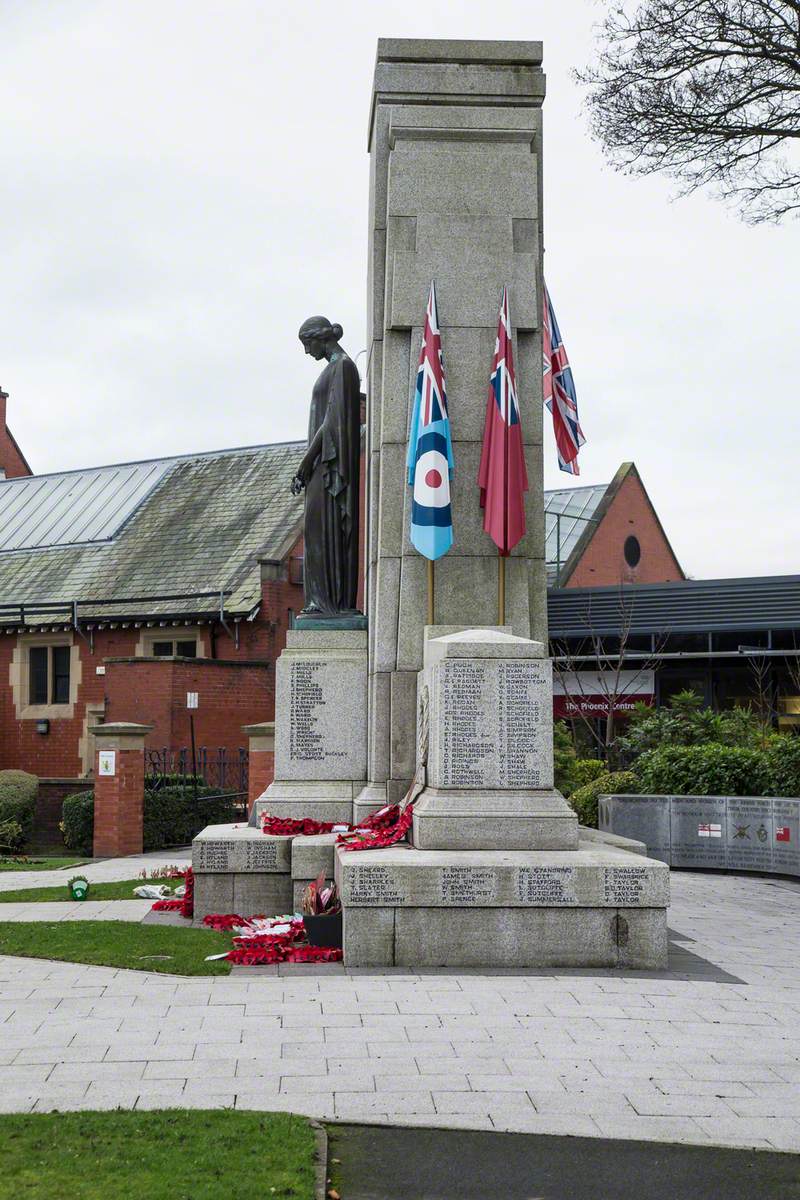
top-left (0, 386), bottom-right (33, 478)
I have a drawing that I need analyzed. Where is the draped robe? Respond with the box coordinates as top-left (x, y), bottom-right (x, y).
top-left (302, 354), bottom-right (361, 615)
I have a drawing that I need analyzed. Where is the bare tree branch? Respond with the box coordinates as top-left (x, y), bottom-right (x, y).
top-left (577, 0), bottom-right (800, 222)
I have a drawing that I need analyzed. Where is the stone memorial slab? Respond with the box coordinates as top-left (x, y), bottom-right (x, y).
top-left (772, 798), bottom-right (800, 875)
top-left (273, 629), bottom-right (367, 782)
top-left (726, 796), bottom-right (773, 872)
top-left (425, 633), bottom-right (553, 791)
top-left (412, 629), bottom-right (576, 852)
top-left (670, 796), bottom-right (727, 868)
top-left (598, 794), bottom-right (671, 863)
top-left (336, 842), bottom-right (669, 910)
top-left (192, 824), bottom-right (291, 874)
top-left (342, 903), bottom-right (666, 970)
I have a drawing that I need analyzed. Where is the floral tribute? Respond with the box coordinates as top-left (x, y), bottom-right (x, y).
top-left (261, 801), bottom-right (414, 851)
top-left (149, 802), bottom-right (415, 965)
top-left (150, 868), bottom-right (194, 919)
top-left (203, 913), bottom-right (342, 965)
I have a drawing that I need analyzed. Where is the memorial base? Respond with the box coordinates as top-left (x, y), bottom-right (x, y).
top-left (252, 779), bottom-right (359, 827)
top-left (412, 788), bottom-right (579, 851)
top-left (335, 840), bottom-right (669, 969)
top-left (192, 823), bottom-right (294, 924)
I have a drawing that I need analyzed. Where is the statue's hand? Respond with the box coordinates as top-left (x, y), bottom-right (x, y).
top-left (290, 472), bottom-right (306, 496)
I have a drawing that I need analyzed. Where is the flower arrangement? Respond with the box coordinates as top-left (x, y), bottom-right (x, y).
top-left (301, 872), bottom-right (341, 916)
top-left (301, 872), bottom-right (343, 950)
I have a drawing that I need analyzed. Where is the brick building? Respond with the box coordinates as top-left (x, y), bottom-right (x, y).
top-left (545, 462), bottom-right (684, 588)
top-left (0, 441), bottom-right (307, 779)
top-left (0, 387), bottom-right (33, 479)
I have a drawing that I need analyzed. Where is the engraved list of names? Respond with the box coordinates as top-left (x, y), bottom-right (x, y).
top-left (289, 661), bottom-right (326, 762)
top-left (435, 658), bottom-right (551, 789)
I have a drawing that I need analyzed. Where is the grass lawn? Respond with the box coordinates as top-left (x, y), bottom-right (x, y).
top-left (0, 1110), bottom-right (316, 1199)
top-left (0, 856), bottom-right (88, 872)
top-left (0, 921), bottom-right (233, 976)
top-left (0, 878), bottom-right (161, 903)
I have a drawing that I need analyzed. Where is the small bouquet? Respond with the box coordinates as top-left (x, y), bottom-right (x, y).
top-left (301, 871), bottom-right (343, 949)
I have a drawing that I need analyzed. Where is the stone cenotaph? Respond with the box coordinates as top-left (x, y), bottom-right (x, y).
top-left (192, 37), bottom-right (669, 967)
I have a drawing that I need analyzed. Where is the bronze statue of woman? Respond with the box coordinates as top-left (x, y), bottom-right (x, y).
top-left (291, 316), bottom-right (362, 620)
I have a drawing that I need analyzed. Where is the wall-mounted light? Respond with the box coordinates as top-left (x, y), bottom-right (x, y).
top-left (36, 719), bottom-right (50, 735)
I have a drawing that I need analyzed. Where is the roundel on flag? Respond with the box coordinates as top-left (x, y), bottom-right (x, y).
top-left (413, 447), bottom-right (451, 508)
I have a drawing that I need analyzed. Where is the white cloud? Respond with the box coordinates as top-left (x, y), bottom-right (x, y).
top-left (1, 0), bottom-right (797, 580)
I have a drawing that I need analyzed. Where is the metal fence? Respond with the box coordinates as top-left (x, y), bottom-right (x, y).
top-left (144, 746), bottom-right (248, 805)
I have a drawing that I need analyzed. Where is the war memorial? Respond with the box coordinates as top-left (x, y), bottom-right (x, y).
top-left (192, 37), bottom-right (670, 969)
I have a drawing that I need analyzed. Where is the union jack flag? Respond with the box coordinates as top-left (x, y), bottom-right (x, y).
top-left (543, 281), bottom-right (585, 475)
top-left (478, 287), bottom-right (528, 556)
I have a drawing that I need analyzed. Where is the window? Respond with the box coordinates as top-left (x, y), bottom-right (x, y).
top-left (152, 639), bottom-right (198, 658)
top-left (624, 535), bottom-right (641, 568)
top-left (28, 645), bottom-right (70, 705)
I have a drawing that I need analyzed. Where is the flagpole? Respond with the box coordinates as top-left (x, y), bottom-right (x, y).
top-left (427, 558), bottom-right (435, 625)
top-left (498, 553), bottom-right (505, 625)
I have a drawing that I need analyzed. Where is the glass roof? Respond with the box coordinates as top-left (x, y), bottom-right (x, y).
top-left (544, 482), bottom-right (608, 584)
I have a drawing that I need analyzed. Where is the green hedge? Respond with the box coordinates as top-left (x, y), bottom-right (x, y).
top-left (762, 737), bottom-right (800, 797)
top-left (635, 738), bottom-right (800, 798)
top-left (0, 770), bottom-right (38, 848)
top-left (568, 771), bottom-right (640, 828)
top-left (61, 791), bottom-right (94, 855)
top-left (142, 787), bottom-right (236, 850)
top-left (636, 745), bottom-right (763, 797)
top-left (61, 786), bottom-right (237, 855)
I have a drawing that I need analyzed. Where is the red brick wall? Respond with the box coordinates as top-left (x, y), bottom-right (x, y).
top-left (104, 658), bottom-right (272, 756)
top-left (0, 627), bottom-right (140, 777)
top-left (566, 471), bottom-right (684, 588)
top-left (0, 390), bottom-right (32, 478)
top-left (93, 744), bottom-right (144, 857)
top-left (248, 749), bottom-right (275, 814)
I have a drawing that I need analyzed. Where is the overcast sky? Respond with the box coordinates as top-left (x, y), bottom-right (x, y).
top-left (2, 0), bottom-right (798, 581)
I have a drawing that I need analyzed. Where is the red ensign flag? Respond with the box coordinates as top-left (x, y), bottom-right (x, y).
top-left (478, 288), bottom-right (528, 555)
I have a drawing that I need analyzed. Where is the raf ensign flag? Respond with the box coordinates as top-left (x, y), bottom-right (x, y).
top-left (478, 287), bottom-right (528, 556)
top-left (543, 281), bottom-right (585, 475)
top-left (407, 281), bottom-right (455, 560)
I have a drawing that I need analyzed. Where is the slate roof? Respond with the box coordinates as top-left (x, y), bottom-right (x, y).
top-left (0, 442), bottom-right (305, 626)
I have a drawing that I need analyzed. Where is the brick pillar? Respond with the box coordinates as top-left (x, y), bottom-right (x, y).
top-left (243, 721), bottom-right (275, 816)
top-left (92, 722), bottom-right (152, 858)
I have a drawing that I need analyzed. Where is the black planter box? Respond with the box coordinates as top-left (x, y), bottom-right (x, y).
top-left (303, 910), bottom-right (343, 949)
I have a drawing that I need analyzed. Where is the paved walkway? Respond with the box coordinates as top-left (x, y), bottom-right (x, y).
top-left (0, 869), bottom-right (799, 1152)
top-left (0, 849), bottom-right (191, 893)
top-left (0, 900), bottom-right (153, 922)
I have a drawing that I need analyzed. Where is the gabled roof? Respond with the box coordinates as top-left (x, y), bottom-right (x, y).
top-left (0, 442), bottom-right (304, 626)
top-left (545, 462), bottom-right (684, 587)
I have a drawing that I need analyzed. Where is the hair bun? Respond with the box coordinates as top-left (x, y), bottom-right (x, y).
top-left (331, 322), bottom-right (343, 339)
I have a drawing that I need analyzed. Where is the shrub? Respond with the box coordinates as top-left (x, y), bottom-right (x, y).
top-left (571, 759), bottom-right (606, 792)
top-left (0, 819), bottom-right (24, 854)
top-left (568, 770), bottom-right (639, 828)
top-left (0, 769), bottom-right (38, 848)
top-left (763, 736), bottom-right (800, 797)
top-left (145, 772), bottom-right (206, 793)
top-left (142, 786), bottom-right (236, 851)
top-left (635, 744), bottom-right (766, 797)
top-left (615, 691), bottom-right (769, 761)
top-left (61, 791), bottom-right (94, 855)
top-left (553, 721), bottom-right (579, 796)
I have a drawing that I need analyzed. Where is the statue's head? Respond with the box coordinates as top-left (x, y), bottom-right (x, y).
top-left (298, 316), bottom-right (343, 361)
